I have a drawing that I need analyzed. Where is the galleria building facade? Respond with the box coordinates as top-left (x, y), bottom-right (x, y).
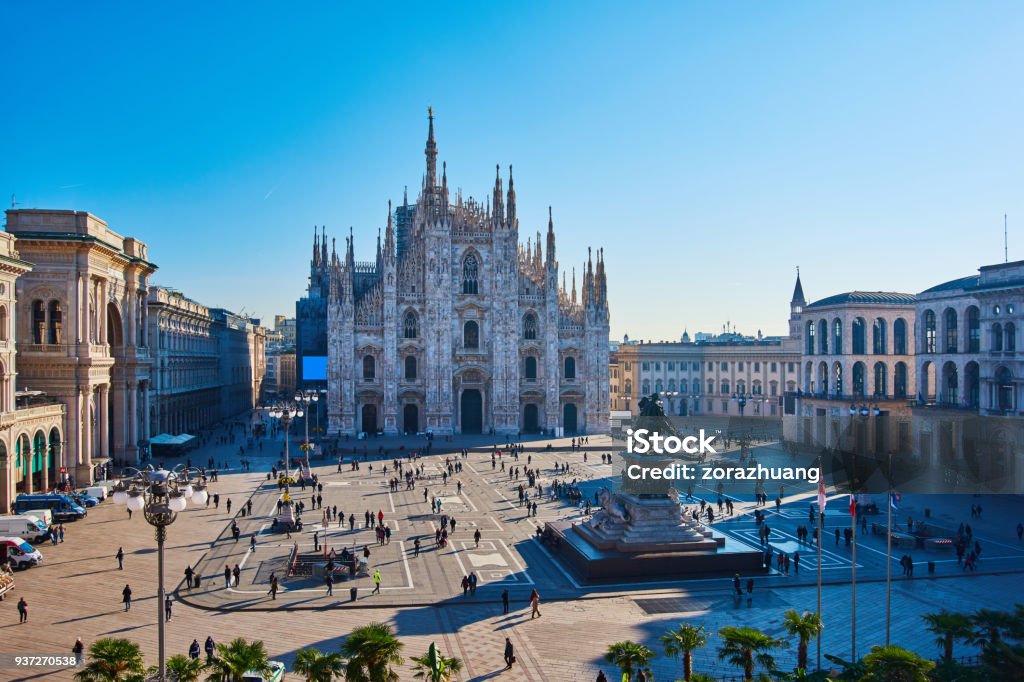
top-left (322, 112), bottom-right (610, 437)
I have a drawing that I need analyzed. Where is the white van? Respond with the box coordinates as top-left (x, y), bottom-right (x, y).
top-left (18, 508), bottom-right (52, 527)
top-left (0, 537), bottom-right (43, 570)
top-left (85, 486), bottom-right (107, 501)
top-left (0, 515), bottom-right (49, 543)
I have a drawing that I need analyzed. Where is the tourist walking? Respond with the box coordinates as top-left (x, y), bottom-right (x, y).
top-left (502, 588), bottom-right (510, 614)
top-left (72, 638), bottom-right (84, 663)
top-left (504, 637), bottom-right (515, 669)
top-left (116, 547), bottom-right (124, 570)
top-left (529, 588), bottom-right (541, 618)
top-left (224, 565), bottom-right (232, 589)
top-left (268, 574), bottom-right (279, 600)
top-left (164, 595), bottom-right (173, 622)
top-left (232, 564), bottom-right (241, 587)
top-left (372, 569), bottom-right (382, 594)
top-left (189, 639), bottom-right (201, 660)
top-left (184, 565), bottom-right (194, 588)
top-left (122, 584), bottom-right (133, 611)
top-left (205, 636), bottom-right (216, 663)
top-left (17, 597), bottom-right (27, 623)
top-left (325, 572), bottom-right (334, 596)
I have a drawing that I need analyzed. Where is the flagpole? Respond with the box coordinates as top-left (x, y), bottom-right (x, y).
top-left (885, 452), bottom-right (893, 646)
top-left (851, 493), bottom-right (857, 662)
top-left (816, 456), bottom-right (825, 672)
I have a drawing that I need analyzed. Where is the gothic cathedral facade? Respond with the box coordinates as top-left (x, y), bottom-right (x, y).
top-left (322, 111), bottom-right (610, 437)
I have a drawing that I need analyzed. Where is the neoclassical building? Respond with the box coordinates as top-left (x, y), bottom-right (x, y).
top-left (786, 272), bottom-right (917, 454)
top-left (0, 231), bottom-right (65, 511)
top-left (6, 209), bottom-right (155, 481)
top-left (325, 111), bottom-right (610, 436)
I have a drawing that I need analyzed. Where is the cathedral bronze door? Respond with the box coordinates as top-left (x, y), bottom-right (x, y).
top-left (361, 404), bottom-right (378, 434)
top-left (563, 403), bottom-right (578, 434)
top-left (523, 404), bottom-right (539, 433)
top-left (460, 389), bottom-right (483, 434)
top-left (403, 404), bottom-right (419, 434)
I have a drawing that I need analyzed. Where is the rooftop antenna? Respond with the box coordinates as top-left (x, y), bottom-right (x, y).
top-left (10, 193), bottom-right (16, 209)
top-left (1005, 213), bottom-right (1009, 263)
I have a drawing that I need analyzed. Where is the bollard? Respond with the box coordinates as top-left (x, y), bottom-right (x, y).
top-left (350, 586), bottom-right (358, 602)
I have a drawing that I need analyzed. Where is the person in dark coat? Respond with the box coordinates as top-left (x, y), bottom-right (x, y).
top-left (504, 637), bottom-right (515, 669)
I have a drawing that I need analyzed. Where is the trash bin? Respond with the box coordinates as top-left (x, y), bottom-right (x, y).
top-left (928, 561), bottom-right (935, 574)
top-left (194, 575), bottom-right (202, 589)
top-left (266, 473), bottom-right (271, 481)
top-left (350, 586), bottom-right (358, 602)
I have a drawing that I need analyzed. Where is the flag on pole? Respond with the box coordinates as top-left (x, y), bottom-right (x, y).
top-left (849, 494), bottom-right (856, 517)
top-left (817, 479), bottom-right (827, 512)
top-left (890, 492), bottom-right (901, 510)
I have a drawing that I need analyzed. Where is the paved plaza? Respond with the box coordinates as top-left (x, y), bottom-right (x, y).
top-left (3, 417), bottom-right (1024, 681)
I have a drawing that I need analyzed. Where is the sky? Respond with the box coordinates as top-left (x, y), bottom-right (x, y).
top-left (1, 2), bottom-right (1022, 341)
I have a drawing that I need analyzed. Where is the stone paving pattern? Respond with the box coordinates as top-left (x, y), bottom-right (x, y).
top-left (2, 416), bottom-right (1023, 681)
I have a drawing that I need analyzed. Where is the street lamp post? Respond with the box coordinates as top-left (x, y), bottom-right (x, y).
top-left (269, 402), bottom-right (304, 490)
top-left (295, 390), bottom-right (320, 473)
top-left (111, 466), bottom-right (208, 682)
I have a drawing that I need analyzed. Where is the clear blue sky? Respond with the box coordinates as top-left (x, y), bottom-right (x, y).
top-left (2, 2), bottom-right (1021, 340)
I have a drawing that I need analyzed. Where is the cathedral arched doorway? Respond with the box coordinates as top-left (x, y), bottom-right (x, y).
top-left (523, 404), bottom-right (539, 433)
top-left (403, 404), bottom-right (419, 435)
top-left (563, 403), bottom-right (578, 434)
top-left (361, 404), bottom-right (378, 434)
top-left (460, 389), bottom-right (483, 434)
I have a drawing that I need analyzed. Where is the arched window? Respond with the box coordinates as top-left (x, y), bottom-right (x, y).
top-left (852, 362), bottom-right (866, 397)
top-left (642, 380), bottom-right (650, 394)
top-left (819, 320), bottom-right (829, 354)
top-left (524, 356), bottom-right (537, 379)
top-left (819, 362), bottom-right (829, 395)
top-left (523, 313), bottom-right (538, 340)
top-left (894, 362), bottom-right (908, 399)
top-left (624, 379), bottom-right (631, 395)
top-left (721, 381), bottom-right (730, 395)
top-left (403, 311), bottom-right (418, 339)
top-left (462, 254), bottom-right (479, 294)
top-left (894, 318), bottom-right (908, 355)
top-left (692, 380), bottom-right (699, 394)
top-left (924, 310), bottom-right (937, 353)
top-left (707, 380), bottom-right (714, 394)
top-left (944, 309), bottom-right (958, 353)
top-left (47, 300), bottom-right (62, 344)
top-left (32, 300), bottom-right (45, 344)
top-left (0, 305), bottom-right (7, 341)
top-left (873, 362), bottom-right (888, 397)
top-left (806, 321), bottom-right (816, 355)
top-left (872, 318), bottom-right (887, 355)
top-left (992, 323), bottom-right (1004, 352)
top-left (655, 380), bottom-right (663, 393)
top-left (463, 321), bottom-right (479, 349)
top-left (564, 356), bottom-right (576, 379)
top-left (967, 307), bottom-right (980, 352)
top-left (404, 355), bottom-right (417, 380)
top-left (668, 379), bottom-right (676, 391)
top-left (997, 366), bottom-right (1014, 411)
top-left (362, 355), bottom-right (375, 380)
top-left (852, 317), bottom-right (866, 354)
top-left (833, 362), bottom-right (843, 394)
top-left (833, 319), bottom-right (843, 354)
top-left (1006, 322), bottom-right (1017, 353)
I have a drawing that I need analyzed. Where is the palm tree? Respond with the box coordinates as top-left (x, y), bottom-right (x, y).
top-left (660, 624), bottom-right (709, 681)
top-left (717, 626), bottom-right (785, 682)
top-left (74, 638), bottom-right (146, 682)
top-left (204, 638), bottom-right (272, 682)
top-left (341, 623), bottom-right (405, 682)
top-left (164, 654), bottom-right (207, 682)
top-left (604, 641), bottom-right (655, 682)
top-left (861, 645), bottom-right (934, 681)
top-left (293, 647), bottom-right (345, 682)
top-left (782, 610), bottom-right (824, 672)
top-left (411, 642), bottom-right (464, 682)
top-left (922, 610), bottom-right (973, 665)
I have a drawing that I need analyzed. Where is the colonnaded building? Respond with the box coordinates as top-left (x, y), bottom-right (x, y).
top-left (322, 111), bottom-right (610, 437)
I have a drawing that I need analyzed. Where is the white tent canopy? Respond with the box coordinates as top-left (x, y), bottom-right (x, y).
top-left (150, 433), bottom-right (196, 446)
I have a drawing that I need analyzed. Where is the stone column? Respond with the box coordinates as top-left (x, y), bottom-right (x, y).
top-left (0, 447), bottom-right (10, 513)
top-left (24, 448), bottom-right (34, 495)
top-left (128, 381), bottom-right (138, 463)
top-left (98, 385), bottom-right (110, 459)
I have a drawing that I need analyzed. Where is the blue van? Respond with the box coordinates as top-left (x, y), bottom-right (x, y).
top-left (13, 494), bottom-right (87, 522)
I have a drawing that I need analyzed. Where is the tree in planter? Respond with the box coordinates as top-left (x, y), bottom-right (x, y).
top-left (411, 642), bottom-right (464, 682)
top-left (204, 638), bottom-right (272, 682)
top-left (293, 646), bottom-right (345, 682)
top-left (341, 623), bottom-right (405, 682)
top-left (660, 623), bottom-right (709, 681)
top-left (861, 645), bottom-right (934, 681)
top-left (922, 610), bottom-right (973, 666)
top-left (74, 638), bottom-right (146, 682)
top-left (162, 654), bottom-right (207, 682)
top-left (782, 610), bottom-right (823, 673)
top-left (717, 626), bottom-right (785, 682)
top-left (604, 641), bottom-right (655, 682)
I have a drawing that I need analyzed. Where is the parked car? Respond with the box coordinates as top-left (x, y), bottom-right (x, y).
top-left (242, 661), bottom-right (286, 682)
top-left (0, 537), bottom-right (43, 570)
top-left (68, 492), bottom-right (100, 508)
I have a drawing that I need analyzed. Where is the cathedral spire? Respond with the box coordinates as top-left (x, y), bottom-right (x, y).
top-left (791, 266), bottom-right (806, 309)
top-left (313, 225), bottom-right (320, 267)
top-left (506, 164), bottom-right (516, 228)
top-left (492, 163), bottom-right (504, 226)
top-left (384, 199), bottom-right (395, 261)
top-left (321, 225), bottom-right (327, 266)
top-left (546, 206), bottom-right (556, 268)
top-left (571, 267), bottom-right (577, 305)
top-left (425, 107), bottom-right (438, 190)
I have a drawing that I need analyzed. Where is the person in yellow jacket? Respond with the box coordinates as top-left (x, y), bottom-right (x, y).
top-left (372, 569), bottom-right (381, 594)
